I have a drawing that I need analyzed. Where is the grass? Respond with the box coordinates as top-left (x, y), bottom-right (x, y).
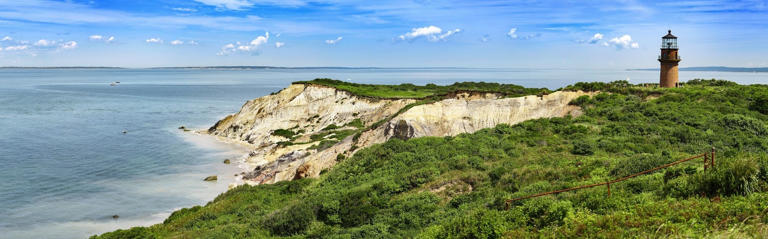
top-left (294, 78), bottom-right (550, 99)
top-left (94, 80), bottom-right (768, 238)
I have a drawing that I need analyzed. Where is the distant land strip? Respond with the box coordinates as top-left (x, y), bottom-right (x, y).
top-left (629, 66), bottom-right (768, 72)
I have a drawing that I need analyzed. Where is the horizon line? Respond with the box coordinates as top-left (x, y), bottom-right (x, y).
top-left (1, 65), bottom-right (765, 70)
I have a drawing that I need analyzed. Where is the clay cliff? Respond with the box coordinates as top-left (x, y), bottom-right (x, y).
top-left (205, 83), bottom-right (591, 185)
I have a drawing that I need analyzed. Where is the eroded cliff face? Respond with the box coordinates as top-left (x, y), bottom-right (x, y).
top-left (206, 84), bottom-right (591, 185)
top-left (205, 84), bottom-right (415, 184)
top-left (354, 91), bottom-right (590, 148)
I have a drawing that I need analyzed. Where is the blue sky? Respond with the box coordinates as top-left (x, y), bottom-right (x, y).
top-left (0, 0), bottom-right (766, 68)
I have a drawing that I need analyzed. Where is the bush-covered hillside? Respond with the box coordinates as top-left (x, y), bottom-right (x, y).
top-left (95, 80), bottom-right (768, 238)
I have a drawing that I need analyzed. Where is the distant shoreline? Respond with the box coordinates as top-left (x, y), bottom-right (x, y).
top-left (2, 66), bottom-right (767, 73)
top-left (628, 66), bottom-right (768, 73)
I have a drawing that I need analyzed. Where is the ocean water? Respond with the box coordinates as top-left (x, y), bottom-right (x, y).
top-left (0, 68), bottom-right (765, 239)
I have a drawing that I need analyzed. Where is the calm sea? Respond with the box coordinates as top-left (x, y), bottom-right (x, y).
top-left (0, 68), bottom-right (765, 238)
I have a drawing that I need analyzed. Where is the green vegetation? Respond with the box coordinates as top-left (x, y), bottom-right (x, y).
top-left (295, 78), bottom-right (550, 99)
top-left (95, 80), bottom-right (768, 238)
top-left (345, 118), bottom-right (365, 129)
top-left (271, 129), bottom-right (297, 139)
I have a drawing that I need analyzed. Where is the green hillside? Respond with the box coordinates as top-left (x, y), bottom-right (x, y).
top-left (95, 79), bottom-right (768, 238)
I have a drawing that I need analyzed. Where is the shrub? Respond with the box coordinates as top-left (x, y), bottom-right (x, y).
top-left (571, 140), bottom-right (595, 155)
top-left (346, 118), bottom-right (365, 128)
top-left (749, 95), bottom-right (768, 114)
top-left (570, 95), bottom-right (593, 106)
top-left (339, 188), bottom-right (380, 227)
top-left (720, 114), bottom-right (768, 136)
top-left (305, 221), bottom-right (338, 239)
top-left (401, 167), bottom-right (440, 188)
top-left (519, 196), bottom-right (572, 227)
top-left (435, 209), bottom-right (508, 239)
top-left (271, 129), bottom-right (296, 139)
top-left (610, 153), bottom-right (671, 176)
top-left (261, 203), bottom-right (315, 236)
top-left (94, 227), bottom-right (156, 239)
top-left (685, 78), bottom-right (738, 87)
top-left (322, 124), bottom-right (340, 131)
top-left (349, 223), bottom-right (391, 239)
top-left (688, 158), bottom-right (762, 196)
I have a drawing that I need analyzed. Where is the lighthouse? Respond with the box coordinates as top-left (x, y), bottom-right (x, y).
top-left (658, 30), bottom-right (680, 88)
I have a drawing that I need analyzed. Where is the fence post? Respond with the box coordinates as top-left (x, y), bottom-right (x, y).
top-left (703, 154), bottom-right (708, 170)
top-left (711, 147), bottom-right (716, 168)
top-left (606, 183), bottom-right (611, 197)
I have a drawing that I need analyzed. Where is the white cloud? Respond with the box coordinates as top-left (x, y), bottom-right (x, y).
top-left (604, 34), bottom-right (639, 49)
top-left (146, 38), bottom-right (163, 44)
top-left (193, 0), bottom-right (308, 10)
top-left (218, 32), bottom-right (269, 55)
top-left (194, 0), bottom-right (254, 10)
top-left (399, 25), bottom-right (441, 41)
top-left (251, 33), bottom-right (269, 46)
top-left (587, 33), bottom-right (603, 44)
top-left (90, 35), bottom-right (115, 43)
top-left (172, 7), bottom-right (197, 12)
top-left (275, 42), bottom-right (285, 48)
top-left (34, 39), bottom-right (56, 46)
top-left (398, 26), bottom-right (460, 42)
top-left (325, 36), bottom-right (342, 44)
top-left (507, 28), bottom-right (518, 38)
top-left (437, 29), bottom-right (461, 40)
top-left (170, 40), bottom-right (185, 45)
top-left (481, 34), bottom-right (490, 42)
top-left (2, 36), bottom-right (12, 41)
top-left (187, 40), bottom-right (199, 45)
top-left (4, 45), bottom-right (29, 51)
top-left (59, 41), bottom-right (77, 49)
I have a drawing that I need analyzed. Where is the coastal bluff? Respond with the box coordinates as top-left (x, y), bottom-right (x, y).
top-left (204, 82), bottom-right (591, 185)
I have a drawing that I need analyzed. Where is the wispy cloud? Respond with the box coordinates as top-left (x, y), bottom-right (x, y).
top-left (193, 0), bottom-right (253, 10)
top-left (172, 7), bottom-right (197, 12)
top-left (4, 45), bottom-right (29, 51)
top-left (506, 28), bottom-right (518, 38)
top-left (169, 40), bottom-right (198, 46)
top-left (481, 34), bottom-right (490, 42)
top-left (193, 0), bottom-right (308, 10)
top-left (60, 41), bottom-right (77, 49)
top-left (399, 26), bottom-right (460, 42)
top-left (507, 28), bottom-right (539, 40)
top-left (0, 1), bottom-right (269, 32)
top-left (325, 36), bottom-right (343, 44)
top-left (1, 36), bottom-right (12, 41)
top-left (89, 35), bottom-right (115, 43)
top-left (34, 39), bottom-right (56, 47)
top-left (218, 32), bottom-right (269, 55)
top-left (583, 33), bottom-right (603, 44)
top-left (275, 42), bottom-right (285, 48)
top-left (520, 33), bottom-right (541, 39)
top-left (146, 38), bottom-right (163, 44)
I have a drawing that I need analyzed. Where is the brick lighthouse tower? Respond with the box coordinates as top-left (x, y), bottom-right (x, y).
top-left (659, 30), bottom-right (680, 88)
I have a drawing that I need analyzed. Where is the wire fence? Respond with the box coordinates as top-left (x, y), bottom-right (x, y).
top-left (505, 147), bottom-right (716, 210)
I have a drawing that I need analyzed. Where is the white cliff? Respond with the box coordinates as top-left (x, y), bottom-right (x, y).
top-left (206, 84), bottom-right (591, 185)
